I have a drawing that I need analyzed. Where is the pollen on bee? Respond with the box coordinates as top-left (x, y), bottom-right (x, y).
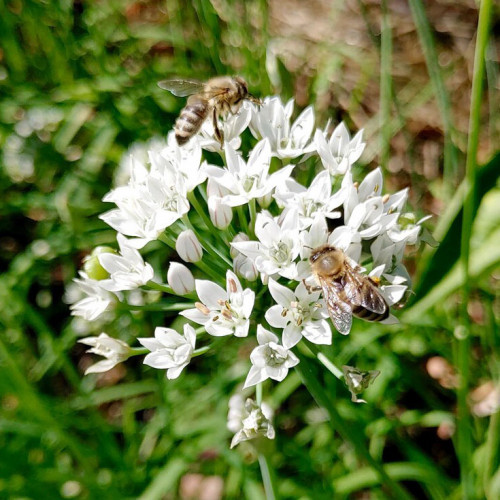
top-left (195, 302), bottom-right (210, 315)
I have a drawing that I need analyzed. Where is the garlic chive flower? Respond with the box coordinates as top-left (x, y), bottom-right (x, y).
top-left (181, 271), bottom-right (255, 338)
top-left (69, 88), bottom-right (432, 446)
top-left (98, 234), bottom-right (154, 292)
top-left (228, 395), bottom-right (275, 448)
top-left (139, 324), bottom-right (196, 379)
top-left (244, 325), bottom-right (299, 388)
top-left (79, 333), bottom-right (132, 374)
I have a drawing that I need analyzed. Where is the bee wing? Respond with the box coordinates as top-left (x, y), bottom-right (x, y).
top-left (157, 79), bottom-right (205, 97)
top-left (319, 278), bottom-right (353, 335)
top-left (343, 266), bottom-right (387, 315)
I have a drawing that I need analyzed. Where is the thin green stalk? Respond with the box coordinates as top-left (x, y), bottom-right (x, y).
top-left (181, 214), bottom-right (232, 268)
top-left (380, 0), bottom-right (392, 170)
top-left (258, 454), bottom-right (277, 500)
top-left (295, 351), bottom-right (412, 500)
top-left (237, 206), bottom-right (250, 235)
top-left (189, 189), bottom-right (231, 247)
top-left (408, 0), bottom-right (458, 197)
top-left (458, 1), bottom-right (493, 497)
top-left (121, 302), bottom-right (194, 312)
top-left (249, 199), bottom-right (257, 238)
top-left (256, 382), bottom-right (263, 405)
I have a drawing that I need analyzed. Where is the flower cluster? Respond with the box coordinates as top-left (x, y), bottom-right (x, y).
top-left (68, 95), bottom-right (430, 447)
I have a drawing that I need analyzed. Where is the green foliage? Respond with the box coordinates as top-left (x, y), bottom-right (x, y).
top-left (0, 1), bottom-right (498, 499)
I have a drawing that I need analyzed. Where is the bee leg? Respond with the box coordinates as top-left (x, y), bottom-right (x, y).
top-left (212, 108), bottom-right (224, 146)
top-left (302, 279), bottom-right (321, 294)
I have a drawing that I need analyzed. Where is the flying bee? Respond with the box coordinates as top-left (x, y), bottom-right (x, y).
top-left (306, 245), bottom-right (389, 335)
top-left (158, 76), bottom-right (261, 147)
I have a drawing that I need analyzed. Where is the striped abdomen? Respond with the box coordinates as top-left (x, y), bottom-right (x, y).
top-left (175, 96), bottom-right (209, 145)
top-left (337, 287), bottom-right (390, 323)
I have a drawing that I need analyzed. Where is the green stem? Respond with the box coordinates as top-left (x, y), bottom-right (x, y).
top-left (256, 382), bottom-right (263, 405)
top-left (120, 302), bottom-right (194, 312)
top-left (249, 199), bottom-right (257, 238)
top-left (380, 0), bottom-right (392, 170)
top-left (129, 347), bottom-right (149, 356)
top-left (258, 454), bottom-right (277, 500)
top-left (295, 351), bottom-right (412, 500)
top-left (192, 345), bottom-right (210, 357)
top-left (237, 206), bottom-right (249, 235)
top-left (188, 189), bottom-right (231, 248)
top-left (458, 1), bottom-right (493, 497)
top-left (145, 280), bottom-right (196, 300)
top-left (181, 214), bottom-right (232, 268)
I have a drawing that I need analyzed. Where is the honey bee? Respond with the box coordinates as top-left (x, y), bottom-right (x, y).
top-left (307, 245), bottom-right (389, 335)
top-left (158, 76), bottom-right (260, 146)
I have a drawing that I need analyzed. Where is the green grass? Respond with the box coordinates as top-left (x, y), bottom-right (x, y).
top-left (0, 1), bottom-right (499, 498)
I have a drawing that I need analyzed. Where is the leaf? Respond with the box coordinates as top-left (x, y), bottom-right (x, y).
top-left (413, 152), bottom-right (500, 297)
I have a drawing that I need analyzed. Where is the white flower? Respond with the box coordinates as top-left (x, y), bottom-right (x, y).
top-left (155, 134), bottom-right (207, 192)
top-left (244, 325), bottom-right (299, 388)
top-left (167, 262), bottom-right (195, 295)
top-left (79, 333), bottom-right (132, 374)
top-left (250, 97), bottom-right (315, 159)
top-left (265, 279), bottom-right (331, 348)
top-left (97, 234), bottom-right (154, 292)
top-left (228, 396), bottom-right (275, 448)
top-left (100, 157), bottom-right (190, 249)
top-left (139, 324), bottom-right (196, 379)
top-left (315, 122), bottom-right (365, 175)
top-left (274, 170), bottom-right (345, 229)
top-left (181, 270), bottom-right (255, 337)
top-left (231, 210), bottom-right (301, 280)
top-left (176, 230), bottom-right (203, 263)
top-left (204, 139), bottom-right (294, 208)
top-left (199, 102), bottom-right (252, 152)
top-left (70, 272), bottom-right (117, 321)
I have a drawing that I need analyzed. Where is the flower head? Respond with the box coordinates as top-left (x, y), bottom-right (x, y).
top-left (139, 324), bottom-right (196, 379)
top-left (181, 271), bottom-right (255, 337)
top-left (79, 333), bottom-right (132, 374)
top-left (228, 395), bottom-right (275, 448)
top-left (243, 325), bottom-right (299, 388)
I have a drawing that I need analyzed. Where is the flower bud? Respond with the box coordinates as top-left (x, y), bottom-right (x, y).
top-left (167, 262), bottom-right (195, 295)
top-left (83, 246), bottom-right (116, 280)
top-left (207, 177), bottom-right (229, 198)
top-left (208, 196), bottom-right (233, 229)
top-left (257, 191), bottom-right (273, 209)
top-left (233, 254), bottom-right (258, 281)
top-left (230, 233), bottom-right (250, 259)
top-left (176, 230), bottom-right (203, 263)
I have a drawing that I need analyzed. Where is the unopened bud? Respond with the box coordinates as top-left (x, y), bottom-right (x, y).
top-left (233, 254), bottom-right (258, 281)
top-left (230, 233), bottom-right (250, 259)
top-left (176, 230), bottom-right (203, 263)
top-left (83, 246), bottom-right (116, 280)
top-left (208, 196), bottom-right (233, 229)
top-left (257, 191), bottom-right (273, 209)
top-left (167, 262), bottom-right (195, 295)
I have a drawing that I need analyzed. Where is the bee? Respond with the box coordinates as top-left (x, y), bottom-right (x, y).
top-left (307, 245), bottom-right (389, 335)
top-left (158, 76), bottom-right (260, 146)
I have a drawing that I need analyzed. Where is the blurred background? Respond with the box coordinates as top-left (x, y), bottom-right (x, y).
top-left (0, 0), bottom-right (499, 498)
